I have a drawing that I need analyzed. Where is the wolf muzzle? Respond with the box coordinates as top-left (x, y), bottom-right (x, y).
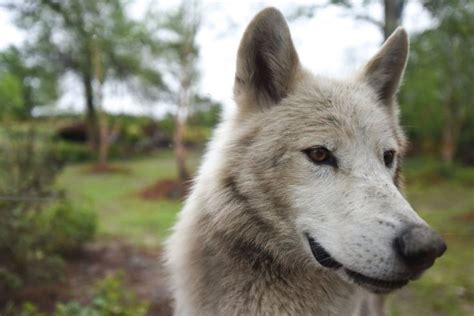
top-left (394, 225), bottom-right (447, 275)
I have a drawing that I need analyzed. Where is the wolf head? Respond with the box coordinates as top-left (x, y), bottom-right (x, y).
top-left (228, 8), bottom-right (446, 294)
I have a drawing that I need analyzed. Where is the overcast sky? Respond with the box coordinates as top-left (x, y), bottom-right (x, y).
top-left (0, 0), bottom-right (432, 117)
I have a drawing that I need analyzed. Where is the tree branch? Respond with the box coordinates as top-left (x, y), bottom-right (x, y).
top-left (353, 13), bottom-right (384, 30)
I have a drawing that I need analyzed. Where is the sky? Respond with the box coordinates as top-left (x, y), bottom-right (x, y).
top-left (0, 0), bottom-right (433, 118)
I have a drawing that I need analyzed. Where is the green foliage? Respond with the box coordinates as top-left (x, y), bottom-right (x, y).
top-left (53, 141), bottom-right (94, 163)
top-left (0, 46), bottom-right (58, 120)
top-left (188, 96), bottom-right (222, 128)
top-left (0, 130), bottom-right (96, 300)
top-left (7, 0), bottom-right (167, 165)
top-left (41, 202), bottom-right (96, 255)
top-left (0, 72), bottom-right (23, 118)
top-left (106, 115), bottom-right (155, 145)
top-left (54, 273), bottom-right (148, 316)
top-left (3, 273), bottom-right (147, 316)
top-left (9, 0), bottom-right (166, 102)
top-left (1, 301), bottom-right (46, 316)
top-left (400, 0), bottom-right (474, 162)
top-left (157, 114), bottom-right (212, 146)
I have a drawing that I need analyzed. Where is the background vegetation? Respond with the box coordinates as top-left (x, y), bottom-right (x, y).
top-left (0, 0), bottom-right (472, 315)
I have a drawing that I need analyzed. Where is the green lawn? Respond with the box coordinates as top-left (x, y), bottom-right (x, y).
top-left (57, 152), bottom-right (474, 315)
top-left (389, 159), bottom-right (474, 316)
top-left (57, 150), bottom-right (201, 247)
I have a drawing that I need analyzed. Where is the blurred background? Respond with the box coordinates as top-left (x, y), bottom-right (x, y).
top-left (0, 0), bottom-right (472, 315)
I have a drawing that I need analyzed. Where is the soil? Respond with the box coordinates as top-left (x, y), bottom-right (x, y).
top-left (86, 164), bottom-right (131, 174)
top-left (13, 240), bottom-right (172, 316)
top-left (456, 211), bottom-right (474, 223)
top-left (139, 179), bottom-right (191, 200)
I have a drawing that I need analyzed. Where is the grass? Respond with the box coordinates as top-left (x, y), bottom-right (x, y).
top-left (58, 152), bottom-right (474, 315)
top-left (389, 158), bottom-right (474, 316)
top-left (57, 150), bottom-right (201, 247)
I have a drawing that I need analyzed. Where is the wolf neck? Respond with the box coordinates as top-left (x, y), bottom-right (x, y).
top-left (172, 120), bottom-right (359, 314)
top-left (182, 174), bottom-right (358, 314)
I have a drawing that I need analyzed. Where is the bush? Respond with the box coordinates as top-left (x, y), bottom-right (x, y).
top-left (3, 273), bottom-right (148, 316)
top-left (55, 272), bottom-right (149, 316)
top-left (40, 201), bottom-right (97, 256)
top-left (53, 141), bottom-right (92, 163)
top-left (1, 301), bottom-right (46, 316)
top-left (0, 129), bottom-right (96, 304)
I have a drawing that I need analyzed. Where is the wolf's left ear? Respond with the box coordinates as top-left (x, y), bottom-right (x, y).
top-left (234, 8), bottom-right (300, 114)
top-left (360, 27), bottom-right (409, 107)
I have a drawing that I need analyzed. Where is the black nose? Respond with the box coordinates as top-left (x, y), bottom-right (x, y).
top-left (394, 225), bottom-right (447, 273)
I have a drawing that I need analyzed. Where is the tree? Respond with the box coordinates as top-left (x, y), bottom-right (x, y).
top-left (0, 46), bottom-right (58, 119)
top-left (332, 0), bottom-right (406, 39)
top-left (159, 2), bottom-right (201, 192)
top-left (292, 0), bottom-right (406, 40)
top-left (401, 0), bottom-right (474, 163)
top-left (6, 0), bottom-right (165, 166)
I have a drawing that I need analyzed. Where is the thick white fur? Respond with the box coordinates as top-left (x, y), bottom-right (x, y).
top-left (164, 7), bottom-right (438, 316)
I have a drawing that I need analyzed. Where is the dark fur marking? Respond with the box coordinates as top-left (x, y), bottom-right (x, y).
top-left (235, 128), bottom-right (259, 149)
top-left (221, 175), bottom-right (279, 238)
top-left (236, 8), bottom-right (299, 108)
top-left (254, 48), bottom-right (282, 103)
top-left (219, 175), bottom-right (287, 274)
top-left (271, 146), bottom-right (287, 168)
top-left (235, 75), bottom-right (245, 85)
top-left (394, 156), bottom-right (402, 188)
top-left (228, 235), bottom-right (277, 271)
top-left (222, 175), bottom-right (250, 204)
top-left (325, 115), bottom-right (343, 128)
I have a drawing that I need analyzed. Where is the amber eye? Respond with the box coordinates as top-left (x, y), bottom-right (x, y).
top-left (308, 147), bottom-right (329, 162)
top-left (303, 147), bottom-right (338, 168)
top-left (383, 150), bottom-right (396, 168)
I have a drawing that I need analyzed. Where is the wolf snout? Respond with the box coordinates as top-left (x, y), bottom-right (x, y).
top-left (394, 225), bottom-right (446, 275)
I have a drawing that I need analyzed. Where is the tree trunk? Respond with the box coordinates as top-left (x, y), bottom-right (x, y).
top-left (82, 71), bottom-right (100, 155)
top-left (384, 0), bottom-right (405, 39)
top-left (440, 97), bottom-right (463, 165)
top-left (441, 124), bottom-right (456, 164)
top-left (96, 92), bottom-right (109, 168)
top-left (174, 84), bottom-right (191, 190)
top-left (91, 38), bottom-right (110, 168)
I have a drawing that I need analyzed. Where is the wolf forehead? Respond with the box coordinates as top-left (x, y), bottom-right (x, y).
top-left (238, 76), bottom-right (405, 151)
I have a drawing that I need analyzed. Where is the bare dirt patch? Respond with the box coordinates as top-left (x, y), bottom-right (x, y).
top-left (14, 240), bottom-right (172, 316)
top-left (139, 178), bottom-right (191, 200)
top-left (456, 211), bottom-right (474, 223)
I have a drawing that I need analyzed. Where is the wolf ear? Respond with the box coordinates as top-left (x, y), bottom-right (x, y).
top-left (234, 7), bottom-right (300, 113)
top-left (360, 27), bottom-right (409, 107)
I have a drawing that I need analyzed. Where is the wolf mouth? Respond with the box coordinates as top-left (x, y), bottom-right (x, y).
top-left (344, 269), bottom-right (408, 293)
top-left (306, 235), bottom-right (409, 293)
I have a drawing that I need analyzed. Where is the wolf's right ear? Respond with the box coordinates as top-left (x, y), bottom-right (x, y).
top-left (359, 27), bottom-right (409, 108)
top-left (234, 8), bottom-right (300, 114)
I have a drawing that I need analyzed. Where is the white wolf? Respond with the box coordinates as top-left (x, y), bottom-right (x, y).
top-left (164, 7), bottom-right (446, 316)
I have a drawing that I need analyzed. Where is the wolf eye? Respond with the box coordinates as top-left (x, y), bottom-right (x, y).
top-left (303, 147), bottom-right (337, 168)
top-left (383, 150), bottom-right (396, 168)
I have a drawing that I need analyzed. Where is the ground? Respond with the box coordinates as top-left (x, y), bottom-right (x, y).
top-left (41, 151), bottom-right (474, 315)
top-left (57, 150), bottom-right (201, 247)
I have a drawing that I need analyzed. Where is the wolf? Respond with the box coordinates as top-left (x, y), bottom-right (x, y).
top-left (164, 7), bottom-right (446, 316)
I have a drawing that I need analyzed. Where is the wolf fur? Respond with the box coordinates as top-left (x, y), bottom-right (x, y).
top-left (164, 7), bottom-right (446, 316)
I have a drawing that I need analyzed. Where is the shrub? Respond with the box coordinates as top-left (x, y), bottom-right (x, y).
top-left (40, 201), bottom-right (97, 256)
top-left (53, 141), bottom-right (92, 163)
top-left (1, 301), bottom-right (46, 316)
top-left (55, 272), bottom-right (149, 316)
top-left (3, 273), bottom-right (148, 316)
top-left (0, 129), bottom-right (96, 304)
